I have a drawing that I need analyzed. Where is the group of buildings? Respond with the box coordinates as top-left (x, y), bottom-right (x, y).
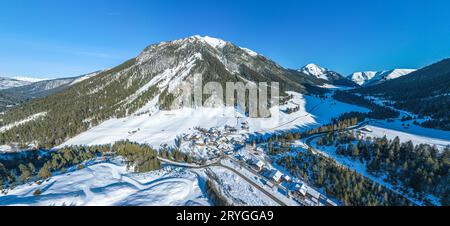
top-left (290, 182), bottom-right (337, 206)
top-left (180, 125), bottom-right (246, 160)
top-left (180, 122), bottom-right (338, 206)
top-left (239, 148), bottom-right (337, 206)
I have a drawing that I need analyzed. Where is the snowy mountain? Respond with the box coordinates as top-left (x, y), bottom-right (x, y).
top-left (299, 63), bottom-right (329, 80)
top-left (0, 71), bottom-right (103, 111)
top-left (0, 76), bottom-right (51, 90)
top-left (0, 77), bottom-right (32, 90)
top-left (299, 63), bottom-right (357, 87)
top-left (353, 58), bottom-right (450, 130)
top-left (348, 69), bottom-right (416, 86)
top-left (11, 76), bottom-right (49, 83)
top-left (347, 71), bottom-right (377, 86)
top-left (69, 70), bottom-right (104, 85)
top-left (11, 70), bottom-right (103, 97)
top-left (0, 35), bottom-right (325, 147)
top-left (364, 69), bottom-right (416, 86)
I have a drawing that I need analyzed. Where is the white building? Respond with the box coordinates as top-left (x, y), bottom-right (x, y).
top-left (306, 188), bottom-right (321, 204)
top-left (269, 170), bottom-right (283, 183)
top-left (282, 174), bottom-right (291, 182)
top-left (294, 183), bottom-right (308, 197)
top-left (250, 159), bottom-right (265, 171)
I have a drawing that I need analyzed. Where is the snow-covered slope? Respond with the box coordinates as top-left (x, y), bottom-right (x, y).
top-left (0, 76), bottom-right (50, 90)
top-left (61, 92), bottom-right (370, 148)
top-left (69, 70), bottom-right (104, 85)
top-left (365, 69), bottom-right (416, 86)
top-left (299, 63), bottom-right (357, 87)
top-left (359, 124), bottom-right (450, 149)
top-left (12, 76), bottom-right (49, 83)
top-left (299, 63), bottom-right (329, 80)
top-left (348, 69), bottom-right (416, 86)
top-left (0, 112), bottom-right (47, 132)
top-left (347, 71), bottom-right (377, 86)
top-left (0, 77), bottom-right (32, 90)
top-left (0, 71), bottom-right (103, 112)
top-left (0, 158), bottom-right (209, 206)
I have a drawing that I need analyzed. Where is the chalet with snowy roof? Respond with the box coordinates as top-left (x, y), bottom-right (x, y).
top-left (282, 174), bottom-right (291, 182)
top-left (267, 169), bottom-right (283, 183)
top-left (248, 159), bottom-right (265, 171)
top-left (294, 183), bottom-right (308, 196)
top-left (237, 154), bottom-right (249, 162)
top-left (306, 188), bottom-right (321, 205)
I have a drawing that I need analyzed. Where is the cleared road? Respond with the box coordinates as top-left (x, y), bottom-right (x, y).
top-left (157, 156), bottom-right (288, 206)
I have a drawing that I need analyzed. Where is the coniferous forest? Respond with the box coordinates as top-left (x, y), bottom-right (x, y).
top-left (315, 132), bottom-right (449, 205)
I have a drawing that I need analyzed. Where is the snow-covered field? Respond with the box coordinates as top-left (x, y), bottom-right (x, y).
top-left (0, 159), bottom-right (209, 206)
top-left (0, 155), bottom-right (293, 206)
top-left (61, 92), bottom-right (370, 148)
top-left (360, 124), bottom-right (450, 149)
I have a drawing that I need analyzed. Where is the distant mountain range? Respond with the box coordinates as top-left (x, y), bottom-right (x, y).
top-left (0, 77), bottom-right (34, 90)
top-left (0, 76), bottom-right (51, 90)
top-left (298, 63), bottom-right (357, 87)
top-left (11, 76), bottom-right (49, 83)
top-left (298, 64), bottom-right (416, 87)
top-left (0, 71), bottom-right (102, 111)
top-left (353, 58), bottom-right (450, 130)
top-left (347, 69), bottom-right (416, 86)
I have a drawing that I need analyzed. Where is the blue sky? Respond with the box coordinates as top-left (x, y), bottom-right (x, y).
top-left (0, 0), bottom-right (449, 78)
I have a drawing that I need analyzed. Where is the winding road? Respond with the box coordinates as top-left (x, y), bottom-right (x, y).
top-left (157, 156), bottom-right (288, 206)
top-left (156, 121), bottom-right (372, 206)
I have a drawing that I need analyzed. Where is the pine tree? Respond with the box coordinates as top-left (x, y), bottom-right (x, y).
top-left (18, 164), bottom-right (31, 182)
top-left (38, 164), bottom-right (52, 179)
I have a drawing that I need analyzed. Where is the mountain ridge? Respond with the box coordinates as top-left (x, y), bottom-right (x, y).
top-left (0, 35), bottom-right (326, 147)
top-left (299, 63), bottom-right (357, 87)
top-left (348, 69), bottom-right (416, 86)
top-left (0, 71), bottom-right (103, 112)
top-left (352, 58), bottom-right (450, 130)
top-left (0, 77), bottom-right (32, 90)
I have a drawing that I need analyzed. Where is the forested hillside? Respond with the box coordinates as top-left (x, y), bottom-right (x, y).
top-left (0, 36), bottom-right (326, 148)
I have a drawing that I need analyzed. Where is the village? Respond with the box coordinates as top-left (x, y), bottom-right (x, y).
top-left (232, 145), bottom-right (337, 206)
top-left (176, 121), bottom-right (338, 206)
top-left (178, 123), bottom-right (247, 163)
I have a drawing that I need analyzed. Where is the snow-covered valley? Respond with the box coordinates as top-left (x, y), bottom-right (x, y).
top-left (60, 92), bottom-right (371, 148)
top-left (0, 35), bottom-right (448, 207)
top-left (2, 90), bottom-right (447, 206)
